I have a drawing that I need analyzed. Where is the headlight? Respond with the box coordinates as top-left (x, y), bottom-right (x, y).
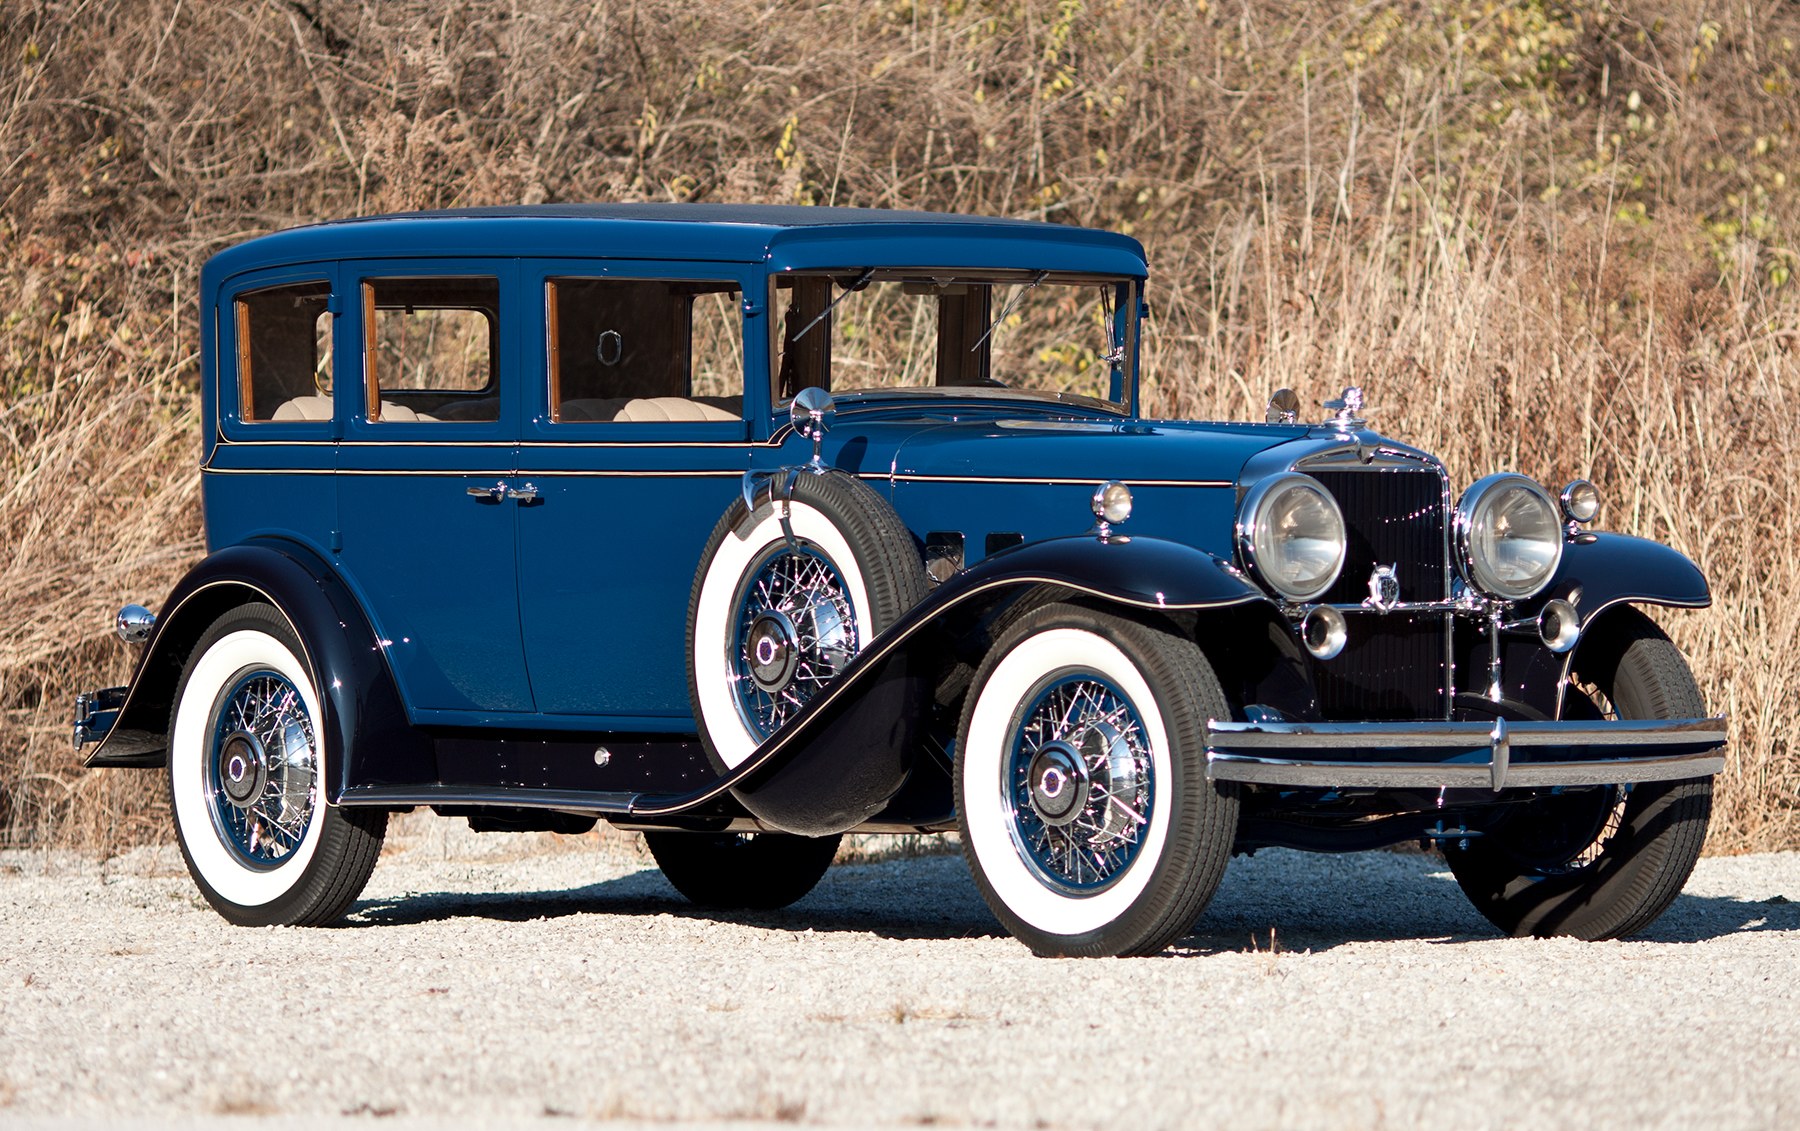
top-left (1455, 474), bottom-right (1563, 600)
top-left (1237, 473), bottom-right (1346, 602)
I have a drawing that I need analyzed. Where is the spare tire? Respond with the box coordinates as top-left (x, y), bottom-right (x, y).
top-left (687, 471), bottom-right (929, 772)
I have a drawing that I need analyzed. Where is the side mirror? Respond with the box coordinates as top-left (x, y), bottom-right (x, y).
top-left (791, 386), bottom-right (835, 470)
top-left (1266, 387), bottom-right (1300, 425)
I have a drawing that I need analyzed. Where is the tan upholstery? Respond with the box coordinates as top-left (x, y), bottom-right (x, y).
top-left (269, 396), bottom-right (437, 423)
top-left (271, 395), bottom-right (333, 422)
top-left (613, 397), bottom-right (740, 423)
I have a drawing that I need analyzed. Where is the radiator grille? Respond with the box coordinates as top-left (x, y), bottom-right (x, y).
top-left (1311, 613), bottom-right (1447, 720)
top-left (1311, 467), bottom-right (1447, 604)
top-left (1309, 464), bottom-right (1449, 719)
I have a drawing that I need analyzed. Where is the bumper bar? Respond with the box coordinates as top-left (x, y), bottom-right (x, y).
top-left (1204, 716), bottom-right (1727, 791)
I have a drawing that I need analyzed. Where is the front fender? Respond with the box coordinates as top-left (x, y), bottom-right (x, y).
top-left (81, 539), bottom-right (431, 800)
top-left (700, 535), bottom-right (1268, 835)
top-left (1539, 532), bottom-right (1711, 624)
top-left (1500, 533), bottom-right (1710, 717)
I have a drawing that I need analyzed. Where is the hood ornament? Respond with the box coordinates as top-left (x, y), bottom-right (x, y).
top-left (1323, 386), bottom-right (1367, 432)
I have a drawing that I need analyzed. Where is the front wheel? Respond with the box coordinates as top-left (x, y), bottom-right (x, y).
top-left (167, 604), bottom-right (385, 926)
top-left (955, 603), bottom-right (1238, 957)
top-left (1445, 608), bottom-right (1713, 939)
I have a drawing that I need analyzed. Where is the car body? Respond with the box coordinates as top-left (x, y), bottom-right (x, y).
top-left (76, 204), bottom-right (1727, 955)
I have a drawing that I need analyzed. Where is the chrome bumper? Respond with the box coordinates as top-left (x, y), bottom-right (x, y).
top-left (1204, 717), bottom-right (1727, 792)
top-left (72, 687), bottom-right (126, 753)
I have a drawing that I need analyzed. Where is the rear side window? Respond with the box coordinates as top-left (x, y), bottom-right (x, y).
top-left (362, 277), bottom-right (500, 423)
top-left (233, 281), bottom-right (332, 423)
top-left (546, 278), bottom-right (743, 423)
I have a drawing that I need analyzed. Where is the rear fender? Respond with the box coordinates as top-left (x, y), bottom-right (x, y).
top-left (721, 535), bottom-right (1270, 835)
top-left (81, 539), bottom-right (431, 800)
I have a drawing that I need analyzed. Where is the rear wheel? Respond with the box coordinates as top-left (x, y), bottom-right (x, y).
top-left (643, 830), bottom-right (841, 909)
top-left (1445, 608), bottom-right (1713, 939)
top-left (167, 604), bottom-right (386, 926)
top-left (955, 604), bottom-right (1238, 957)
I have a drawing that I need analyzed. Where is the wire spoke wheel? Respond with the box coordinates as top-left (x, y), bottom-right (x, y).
top-left (1006, 675), bottom-right (1153, 893)
top-left (206, 669), bottom-right (318, 869)
top-left (729, 543), bottom-right (858, 740)
top-left (956, 603), bottom-right (1238, 957)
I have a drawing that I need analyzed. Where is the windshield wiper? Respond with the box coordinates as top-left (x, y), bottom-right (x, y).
top-left (793, 268), bottom-right (877, 341)
top-left (970, 270), bottom-right (1050, 352)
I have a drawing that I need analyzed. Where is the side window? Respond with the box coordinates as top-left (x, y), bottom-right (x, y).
top-left (233, 281), bottom-right (332, 423)
top-left (362, 277), bottom-right (499, 423)
top-left (546, 278), bottom-right (743, 423)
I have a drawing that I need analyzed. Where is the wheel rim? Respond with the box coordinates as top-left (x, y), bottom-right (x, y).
top-left (1004, 673), bottom-right (1154, 893)
top-left (729, 542), bottom-right (859, 740)
top-left (204, 668), bottom-right (319, 870)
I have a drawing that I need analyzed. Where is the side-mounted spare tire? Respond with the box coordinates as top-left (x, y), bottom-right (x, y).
top-left (686, 471), bottom-right (930, 831)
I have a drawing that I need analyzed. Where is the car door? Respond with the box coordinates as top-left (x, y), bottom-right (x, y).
top-left (513, 261), bottom-right (763, 724)
top-left (333, 259), bottom-right (535, 718)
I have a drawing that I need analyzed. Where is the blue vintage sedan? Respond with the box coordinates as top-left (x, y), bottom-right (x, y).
top-left (75, 204), bottom-right (1726, 956)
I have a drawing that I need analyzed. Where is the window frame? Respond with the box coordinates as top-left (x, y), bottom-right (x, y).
top-left (522, 260), bottom-right (760, 444)
top-left (340, 259), bottom-right (518, 442)
top-left (215, 265), bottom-right (341, 442)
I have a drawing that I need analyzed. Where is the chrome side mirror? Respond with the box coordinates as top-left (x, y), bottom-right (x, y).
top-left (1266, 387), bottom-right (1299, 424)
top-left (791, 386), bottom-right (835, 470)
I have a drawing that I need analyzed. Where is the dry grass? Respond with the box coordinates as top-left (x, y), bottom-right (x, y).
top-left (3, 0), bottom-right (1797, 851)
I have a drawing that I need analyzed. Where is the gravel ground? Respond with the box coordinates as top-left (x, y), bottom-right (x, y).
top-left (2, 814), bottom-right (1797, 1131)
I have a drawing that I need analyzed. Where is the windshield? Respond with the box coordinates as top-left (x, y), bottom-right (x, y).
top-left (769, 271), bottom-right (1137, 412)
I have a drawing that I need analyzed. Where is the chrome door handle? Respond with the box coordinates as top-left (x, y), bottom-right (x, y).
top-left (505, 482), bottom-right (539, 503)
top-left (466, 482), bottom-right (507, 502)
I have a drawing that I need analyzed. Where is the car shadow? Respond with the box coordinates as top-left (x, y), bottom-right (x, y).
top-left (344, 848), bottom-right (1799, 952)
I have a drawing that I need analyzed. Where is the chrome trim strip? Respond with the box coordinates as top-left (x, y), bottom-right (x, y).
top-left (886, 473), bottom-right (1233, 488)
top-left (338, 784), bottom-right (639, 814)
top-left (1206, 750), bottom-right (1726, 790)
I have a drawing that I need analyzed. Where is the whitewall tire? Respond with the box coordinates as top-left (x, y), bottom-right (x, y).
top-left (687, 472), bottom-right (927, 771)
top-left (168, 604), bottom-right (385, 926)
top-left (956, 603), bottom-right (1238, 957)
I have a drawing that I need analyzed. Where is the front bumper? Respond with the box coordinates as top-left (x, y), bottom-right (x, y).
top-left (1203, 717), bottom-right (1727, 792)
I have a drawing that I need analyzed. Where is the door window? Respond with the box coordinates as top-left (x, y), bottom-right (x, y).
top-left (545, 278), bottom-right (743, 423)
top-left (362, 277), bottom-right (500, 422)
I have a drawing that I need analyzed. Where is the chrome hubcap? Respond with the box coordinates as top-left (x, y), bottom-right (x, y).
top-left (1026, 742), bottom-right (1090, 827)
top-left (218, 731), bottom-right (268, 809)
top-left (746, 611), bottom-right (801, 693)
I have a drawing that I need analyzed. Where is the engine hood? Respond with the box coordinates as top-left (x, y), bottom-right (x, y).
top-left (886, 417), bottom-right (1307, 487)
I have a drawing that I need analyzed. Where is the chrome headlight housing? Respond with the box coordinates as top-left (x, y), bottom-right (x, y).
top-left (1236, 473), bottom-right (1347, 602)
top-left (1454, 474), bottom-right (1564, 601)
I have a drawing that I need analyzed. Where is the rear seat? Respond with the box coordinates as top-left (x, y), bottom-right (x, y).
top-left (269, 395), bottom-right (438, 423)
top-left (271, 394), bottom-right (740, 424)
top-left (559, 396), bottom-right (741, 423)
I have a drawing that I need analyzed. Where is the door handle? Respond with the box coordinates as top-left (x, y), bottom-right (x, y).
top-left (466, 482), bottom-right (507, 503)
top-left (505, 482), bottom-right (539, 503)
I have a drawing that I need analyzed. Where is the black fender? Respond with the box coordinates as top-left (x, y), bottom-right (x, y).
top-left (1499, 533), bottom-right (1710, 717)
top-left (81, 538), bottom-right (432, 801)
top-left (710, 534), bottom-right (1268, 835)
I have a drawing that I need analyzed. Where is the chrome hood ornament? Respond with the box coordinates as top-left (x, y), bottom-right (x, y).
top-left (1323, 386), bottom-right (1367, 432)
